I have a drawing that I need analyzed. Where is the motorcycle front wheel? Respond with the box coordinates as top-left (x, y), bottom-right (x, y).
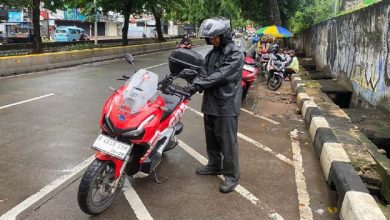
top-left (242, 85), bottom-right (250, 101)
top-left (78, 159), bottom-right (122, 215)
top-left (267, 74), bottom-right (283, 91)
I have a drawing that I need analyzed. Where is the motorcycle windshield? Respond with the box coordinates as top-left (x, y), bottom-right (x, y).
top-left (122, 69), bottom-right (158, 114)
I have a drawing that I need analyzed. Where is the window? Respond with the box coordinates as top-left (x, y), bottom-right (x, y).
top-left (56, 29), bottom-right (66, 33)
top-left (69, 29), bottom-right (76, 34)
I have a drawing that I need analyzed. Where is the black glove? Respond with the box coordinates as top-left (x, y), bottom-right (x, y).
top-left (183, 84), bottom-right (201, 96)
top-left (179, 68), bottom-right (198, 82)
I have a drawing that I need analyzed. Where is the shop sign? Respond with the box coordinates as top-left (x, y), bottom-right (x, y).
top-left (8, 11), bottom-right (23, 22)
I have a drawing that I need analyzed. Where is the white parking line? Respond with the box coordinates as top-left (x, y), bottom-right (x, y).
top-left (0, 155), bottom-right (95, 220)
top-left (198, 93), bottom-right (279, 125)
top-left (0, 72), bottom-right (41, 80)
top-left (186, 106), bottom-right (293, 166)
top-left (0, 93), bottom-right (55, 110)
top-left (240, 108), bottom-right (280, 125)
top-left (123, 179), bottom-right (153, 220)
top-left (290, 129), bottom-right (313, 220)
top-left (246, 44), bottom-right (256, 53)
top-left (178, 140), bottom-right (284, 219)
top-left (144, 63), bottom-right (168, 70)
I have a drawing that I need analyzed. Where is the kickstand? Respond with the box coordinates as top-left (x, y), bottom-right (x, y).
top-left (153, 170), bottom-right (168, 184)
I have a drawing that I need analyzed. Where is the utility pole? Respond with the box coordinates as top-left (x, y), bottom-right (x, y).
top-left (94, 0), bottom-right (98, 45)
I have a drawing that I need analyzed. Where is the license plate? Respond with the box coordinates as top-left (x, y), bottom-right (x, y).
top-left (92, 134), bottom-right (132, 160)
top-left (243, 64), bottom-right (255, 72)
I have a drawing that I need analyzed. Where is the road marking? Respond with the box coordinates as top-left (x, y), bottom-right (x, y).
top-left (123, 179), bottom-right (153, 220)
top-left (237, 133), bottom-right (293, 166)
top-left (0, 72), bottom-right (41, 80)
top-left (246, 44), bottom-right (256, 53)
top-left (0, 155), bottom-right (95, 220)
top-left (144, 63), bottom-right (168, 70)
top-left (186, 106), bottom-right (293, 166)
top-left (240, 108), bottom-right (280, 125)
top-left (290, 129), bottom-right (313, 220)
top-left (198, 93), bottom-right (279, 125)
top-left (0, 93), bottom-right (55, 110)
top-left (178, 140), bottom-right (284, 220)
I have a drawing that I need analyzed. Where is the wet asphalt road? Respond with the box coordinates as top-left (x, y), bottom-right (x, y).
top-left (0, 42), bottom-right (338, 219)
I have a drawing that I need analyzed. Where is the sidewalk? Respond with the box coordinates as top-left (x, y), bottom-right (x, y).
top-left (290, 58), bottom-right (389, 219)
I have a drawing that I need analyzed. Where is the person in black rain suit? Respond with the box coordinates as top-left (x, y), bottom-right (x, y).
top-left (183, 17), bottom-right (244, 193)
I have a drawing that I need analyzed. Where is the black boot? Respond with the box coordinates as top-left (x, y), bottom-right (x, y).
top-left (196, 165), bottom-right (222, 175)
top-left (220, 178), bottom-right (238, 193)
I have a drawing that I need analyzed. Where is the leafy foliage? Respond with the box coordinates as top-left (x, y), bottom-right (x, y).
top-left (236, 0), bottom-right (300, 26)
top-left (288, 0), bottom-right (335, 33)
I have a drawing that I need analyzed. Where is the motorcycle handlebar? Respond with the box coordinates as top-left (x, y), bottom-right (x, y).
top-left (168, 85), bottom-right (191, 98)
top-left (158, 75), bottom-right (191, 98)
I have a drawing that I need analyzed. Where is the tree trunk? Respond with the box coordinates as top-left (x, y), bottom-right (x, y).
top-left (154, 14), bottom-right (165, 41)
top-left (265, 0), bottom-right (282, 26)
top-left (32, 0), bottom-right (42, 53)
top-left (122, 12), bottom-right (130, 46)
top-left (195, 21), bottom-right (198, 38)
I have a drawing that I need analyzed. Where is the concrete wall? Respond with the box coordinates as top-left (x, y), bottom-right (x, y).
top-left (0, 39), bottom-right (205, 77)
top-left (105, 22), bottom-right (118, 36)
top-left (288, 1), bottom-right (390, 111)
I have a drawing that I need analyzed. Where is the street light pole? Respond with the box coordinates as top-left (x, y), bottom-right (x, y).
top-left (94, 0), bottom-right (98, 45)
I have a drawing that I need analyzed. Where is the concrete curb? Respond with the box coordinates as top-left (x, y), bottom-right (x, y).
top-left (291, 75), bottom-right (306, 94)
top-left (292, 82), bottom-right (386, 219)
top-left (0, 39), bottom-right (205, 77)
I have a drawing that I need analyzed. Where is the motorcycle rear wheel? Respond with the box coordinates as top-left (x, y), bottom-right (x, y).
top-left (267, 74), bottom-right (283, 91)
top-left (78, 159), bottom-right (121, 215)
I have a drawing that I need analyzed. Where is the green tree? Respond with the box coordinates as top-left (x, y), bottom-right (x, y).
top-left (237, 0), bottom-right (302, 26)
top-left (69, 0), bottom-right (138, 46)
top-left (135, 0), bottom-right (175, 41)
top-left (2, 0), bottom-right (64, 53)
top-left (110, 0), bottom-right (138, 45)
top-left (99, 0), bottom-right (138, 45)
top-left (288, 0), bottom-right (335, 33)
top-left (165, 0), bottom-right (205, 28)
top-left (166, 0), bottom-right (247, 35)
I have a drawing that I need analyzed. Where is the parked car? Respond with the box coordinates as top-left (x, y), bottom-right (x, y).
top-left (54, 26), bottom-right (89, 42)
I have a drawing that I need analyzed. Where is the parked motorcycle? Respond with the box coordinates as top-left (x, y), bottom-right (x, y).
top-left (242, 55), bottom-right (259, 100)
top-left (77, 48), bottom-right (203, 215)
top-left (256, 52), bottom-right (270, 78)
top-left (266, 53), bottom-right (286, 91)
top-left (177, 43), bottom-right (192, 49)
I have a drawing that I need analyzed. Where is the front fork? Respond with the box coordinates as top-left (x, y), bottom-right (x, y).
top-left (95, 145), bottom-right (133, 192)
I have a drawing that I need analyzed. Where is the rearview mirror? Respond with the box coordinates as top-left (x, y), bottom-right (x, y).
top-left (125, 53), bottom-right (134, 64)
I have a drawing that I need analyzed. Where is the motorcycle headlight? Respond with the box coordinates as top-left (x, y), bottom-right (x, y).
top-left (120, 115), bottom-right (155, 140)
top-left (121, 128), bottom-right (145, 139)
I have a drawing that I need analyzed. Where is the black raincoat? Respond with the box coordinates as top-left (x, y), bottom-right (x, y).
top-left (193, 30), bottom-right (244, 181)
top-left (194, 35), bottom-right (244, 116)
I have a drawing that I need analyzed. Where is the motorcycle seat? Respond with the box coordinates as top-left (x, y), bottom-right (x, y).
top-left (244, 56), bottom-right (256, 65)
top-left (159, 92), bottom-right (181, 122)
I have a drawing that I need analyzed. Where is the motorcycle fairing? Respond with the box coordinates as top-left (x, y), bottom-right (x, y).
top-left (95, 68), bottom-right (190, 179)
top-left (95, 151), bottom-right (124, 178)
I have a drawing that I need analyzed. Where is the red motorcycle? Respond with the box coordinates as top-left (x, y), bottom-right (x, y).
top-left (77, 48), bottom-right (203, 215)
top-left (241, 56), bottom-right (259, 100)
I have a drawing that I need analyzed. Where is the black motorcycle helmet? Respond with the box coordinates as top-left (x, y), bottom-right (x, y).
top-left (198, 17), bottom-right (232, 46)
top-left (267, 43), bottom-right (279, 54)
